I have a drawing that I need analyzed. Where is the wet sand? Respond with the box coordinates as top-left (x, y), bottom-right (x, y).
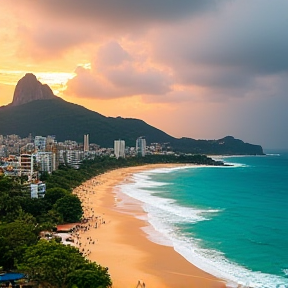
top-left (72, 164), bottom-right (227, 288)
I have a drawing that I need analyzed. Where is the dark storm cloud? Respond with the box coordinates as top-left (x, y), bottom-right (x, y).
top-left (12, 0), bottom-right (222, 59)
top-left (34, 0), bottom-right (219, 27)
top-left (151, 0), bottom-right (288, 96)
top-left (189, 15), bottom-right (288, 75)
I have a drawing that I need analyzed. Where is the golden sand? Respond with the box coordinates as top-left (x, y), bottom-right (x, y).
top-left (72, 164), bottom-right (227, 288)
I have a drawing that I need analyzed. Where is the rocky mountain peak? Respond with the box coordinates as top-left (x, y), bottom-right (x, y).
top-left (11, 73), bottom-right (55, 106)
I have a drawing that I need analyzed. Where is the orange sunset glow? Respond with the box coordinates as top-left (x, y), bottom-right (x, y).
top-left (1, 0), bottom-right (288, 149)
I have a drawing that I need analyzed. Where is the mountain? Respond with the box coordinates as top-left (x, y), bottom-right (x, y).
top-left (11, 73), bottom-right (55, 106)
top-left (0, 74), bottom-right (264, 155)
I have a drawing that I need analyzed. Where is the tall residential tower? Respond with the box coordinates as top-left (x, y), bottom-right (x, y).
top-left (136, 136), bottom-right (146, 157)
top-left (114, 140), bottom-right (125, 159)
top-left (84, 134), bottom-right (89, 152)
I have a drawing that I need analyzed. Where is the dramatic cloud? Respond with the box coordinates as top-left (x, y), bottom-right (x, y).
top-left (96, 42), bottom-right (132, 67)
top-left (3, 0), bottom-right (222, 58)
top-left (65, 42), bottom-right (172, 99)
top-left (148, 1), bottom-right (288, 101)
top-left (1, 0), bottom-right (288, 148)
top-left (23, 0), bottom-right (218, 28)
top-left (17, 25), bottom-right (93, 60)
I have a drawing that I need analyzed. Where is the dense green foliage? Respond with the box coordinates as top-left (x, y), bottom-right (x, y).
top-left (0, 98), bottom-right (264, 154)
top-left (18, 240), bottom-right (112, 288)
top-left (44, 187), bottom-right (69, 206)
top-left (66, 262), bottom-right (111, 288)
top-left (54, 194), bottom-right (83, 223)
top-left (0, 219), bottom-right (39, 269)
top-left (0, 154), bottom-right (223, 285)
top-left (0, 175), bottom-right (66, 227)
top-left (0, 174), bottom-right (82, 271)
top-left (0, 176), bottom-right (22, 222)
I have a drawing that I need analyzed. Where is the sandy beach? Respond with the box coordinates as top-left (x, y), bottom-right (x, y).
top-left (72, 164), bottom-right (227, 288)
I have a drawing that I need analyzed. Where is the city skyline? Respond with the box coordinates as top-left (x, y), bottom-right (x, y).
top-left (1, 1), bottom-right (287, 150)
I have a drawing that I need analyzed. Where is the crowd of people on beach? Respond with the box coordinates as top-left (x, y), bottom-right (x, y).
top-left (70, 177), bottom-right (149, 287)
top-left (71, 178), bottom-right (108, 258)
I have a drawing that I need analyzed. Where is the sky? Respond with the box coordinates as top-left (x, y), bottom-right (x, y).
top-left (0, 0), bottom-right (287, 150)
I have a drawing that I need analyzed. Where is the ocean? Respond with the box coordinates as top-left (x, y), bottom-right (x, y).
top-left (115, 152), bottom-right (288, 288)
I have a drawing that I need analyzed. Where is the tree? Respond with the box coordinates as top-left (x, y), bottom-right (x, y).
top-left (0, 175), bottom-right (22, 222)
top-left (39, 171), bottom-right (50, 181)
top-left (19, 240), bottom-right (85, 288)
top-left (19, 197), bottom-right (50, 219)
top-left (44, 187), bottom-right (69, 206)
top-left (19, 240), bottom-right (112, 288)
top-left (67, 262), bottom-right (112, 288)
top-left (54, 194), bottom-right (83, 223)
top-left (0, 220), bottom-right (38, 269)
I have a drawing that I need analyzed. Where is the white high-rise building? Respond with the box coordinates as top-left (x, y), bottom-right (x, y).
top-left (114, 140), bottom-right (125, 159)
top-left (84, 134), bottom-right (89, 152)
top-left (65, 150), bottom-right (84, 169)
top-left (30, 182), bottom-right (46, 198)
top-left (136, 136), bottom-right (146, 157)
top-left (36, 152), bottom-right (54, 173)
top-left (34, 136), bottom-right (46, 151)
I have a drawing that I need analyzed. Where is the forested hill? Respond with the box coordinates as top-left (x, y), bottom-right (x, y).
top-left (0, 97), bottom-right (264, 154)
top-left (0, 97), bottom-right (173, 147)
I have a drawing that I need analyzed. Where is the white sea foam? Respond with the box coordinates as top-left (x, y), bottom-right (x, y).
top-left (282, 269), bottom-right (288, 277)
top-left (115, 167), bottom-right (288, 288)
top-left (223, 162), bottom-right (249, 168)
top-left (210, 156), bottom-right (250, 168)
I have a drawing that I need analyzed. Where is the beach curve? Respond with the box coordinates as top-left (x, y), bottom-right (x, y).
top-left (72, 164), bottom-right (227, 288)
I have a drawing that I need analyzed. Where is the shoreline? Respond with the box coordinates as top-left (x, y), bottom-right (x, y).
top-left (72, 164), bottom-right (227, 288)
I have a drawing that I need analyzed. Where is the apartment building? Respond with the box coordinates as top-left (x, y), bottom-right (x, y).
top-left (114, 139), bottom-right (125, 159)
top-left (136, 136), bottom-right (146, 157)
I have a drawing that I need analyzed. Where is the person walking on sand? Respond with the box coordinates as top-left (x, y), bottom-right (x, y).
top-left (136, 279), bottom-right (145, 288)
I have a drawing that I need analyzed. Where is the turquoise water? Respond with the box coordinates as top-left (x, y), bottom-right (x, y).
top-left (117, 152), bottom-right (288, 287)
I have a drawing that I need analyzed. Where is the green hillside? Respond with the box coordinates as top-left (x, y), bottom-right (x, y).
top-left (0, 98), bottom-right (264, 154)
